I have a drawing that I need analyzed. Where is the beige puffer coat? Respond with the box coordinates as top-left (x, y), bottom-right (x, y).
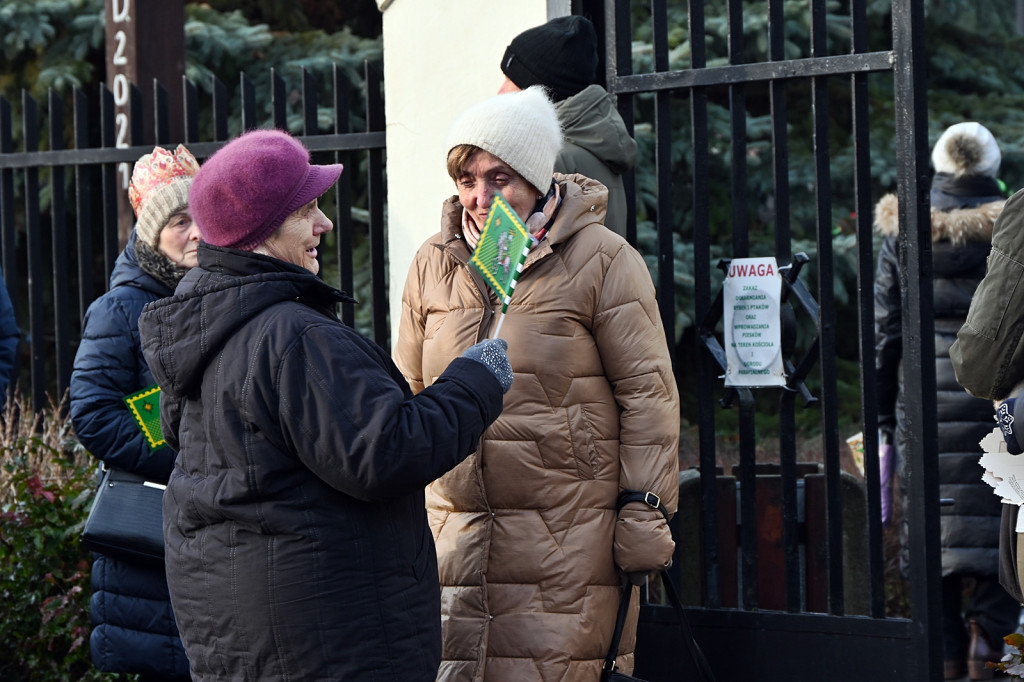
top-left (395, 174), bottom-right (680, 681)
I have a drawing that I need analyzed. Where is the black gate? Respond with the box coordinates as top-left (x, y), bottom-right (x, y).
top-left (581, 0), bottom-right (939, 678)
top-left (0, 62), bottom-right (388, 414)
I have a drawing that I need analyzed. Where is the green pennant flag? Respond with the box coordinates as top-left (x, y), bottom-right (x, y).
top-left (469, 193), bottom-right (535, 329)
top-left (123, 385), bottom-right (165, 450)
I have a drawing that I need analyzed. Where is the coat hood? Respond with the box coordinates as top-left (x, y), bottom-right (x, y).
top-left (138, 243), bottom-right (353, 399)
top-left (873, 192), bottom-right (1004, 244)
top-left (556, 84), bottom-right (637, 174)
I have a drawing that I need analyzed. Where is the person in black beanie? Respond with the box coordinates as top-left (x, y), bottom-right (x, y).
top-left (875, 121), bottom-right (1019, 681)
top-left (498, 14), bottom-right (637, 238)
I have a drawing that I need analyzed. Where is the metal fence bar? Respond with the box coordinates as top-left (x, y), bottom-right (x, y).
top-left (850, 0), bottom-right (888, 619)
top-left (891, 0), bottom-right (941, 676)
top-left (155, 80), bottom-right (170, 144)
top-left (99, 85), bottom-right (119, 280)
top-left (73, 88), bottom-right (94, 321)
top-left (332, 66), bottom-right (355, 328)
top-left (808, 0), bottom-right (845, 617)
top-left (48, 90), bottom-right (71, 401)
top-left (365, 62), bottom-right (387, 348)
top-left (22, 92), bottom-right (45, 412)
top-left (651, 1), bottom-right (674, 352)
top-left (213, 77), bottom-right (228, 142)
top-left (766, 0), bottom-right (803, 615)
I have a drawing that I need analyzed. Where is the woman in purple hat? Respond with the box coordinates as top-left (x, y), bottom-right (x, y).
top-left (137, 129), bottom-right (513, 681)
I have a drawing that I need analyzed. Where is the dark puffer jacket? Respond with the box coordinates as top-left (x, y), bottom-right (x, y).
top-left (874, 193), bottom-right (1005, 576)
top-left (136, 244), bottom-right (504, 681)
top-left (69, 231), bottom-right (189, 679)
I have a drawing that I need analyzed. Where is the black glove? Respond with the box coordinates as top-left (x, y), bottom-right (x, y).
top-left (461, 339), bottom-right (513, 393)
top-left (997, 396), bottom-right (1024, 455)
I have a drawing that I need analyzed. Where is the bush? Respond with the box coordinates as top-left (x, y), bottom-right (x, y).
top-left (0, 393), bottom-right (116, 681)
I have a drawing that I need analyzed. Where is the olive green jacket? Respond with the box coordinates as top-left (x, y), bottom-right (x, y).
top-left (555, 85), bottom-right (637, 238)
top-left (951, 187), bottom-right (1024, 401)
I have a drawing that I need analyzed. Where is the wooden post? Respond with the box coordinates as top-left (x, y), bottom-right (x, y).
top-left (104, 0), bottom-right (186, 248)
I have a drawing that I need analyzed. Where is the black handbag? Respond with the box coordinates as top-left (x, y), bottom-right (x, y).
top-left (81, 466), bottom-right (166, 565)
top-left (602, 491), bottom-right (716, 682)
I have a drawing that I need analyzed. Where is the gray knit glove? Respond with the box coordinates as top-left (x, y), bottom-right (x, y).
top-left (461, 339), bottom-right (513, 393)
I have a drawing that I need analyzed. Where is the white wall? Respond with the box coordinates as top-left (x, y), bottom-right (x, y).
top-left (377, 0), bottom-right (569, 348)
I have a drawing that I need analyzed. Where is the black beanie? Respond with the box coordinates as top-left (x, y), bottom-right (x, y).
top-left (500, 15), bottom-right (598, 102)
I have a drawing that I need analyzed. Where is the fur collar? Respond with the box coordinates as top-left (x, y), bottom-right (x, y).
top-left (873, 192), bottom-right (1004, 244)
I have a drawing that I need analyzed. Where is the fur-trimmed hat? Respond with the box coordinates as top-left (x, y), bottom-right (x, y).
top-left (445, 86), bottom-right (563, 195)
top-left (500, 15), bottom-right (599, 102)
top-left (189, 129), bottom-right (343, 251)
top-left (931, 122), bottom-right (1001, 177)
top-left (128, 145), bottom-right (199, 248)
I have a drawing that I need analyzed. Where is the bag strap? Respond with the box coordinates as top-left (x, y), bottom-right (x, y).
top-left (602, 576), bottom-right (634, 679)
top-left (617, 490), bottom-right (670, 522)
top-left (603, 490), bottom-right (716, 682)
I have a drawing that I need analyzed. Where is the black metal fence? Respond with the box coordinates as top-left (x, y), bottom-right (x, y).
top-left (0, 62), bottom-right (387, 414)
top-left (580, 0), bottom-right (939, 678)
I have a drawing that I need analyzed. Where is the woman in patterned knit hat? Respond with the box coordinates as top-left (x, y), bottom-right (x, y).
top-left (70, 145), bottom-right (199, 679)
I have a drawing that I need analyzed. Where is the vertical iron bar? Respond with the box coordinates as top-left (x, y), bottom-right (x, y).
top-left (49, 90), bottom-right (71, 400)
top-left (0, 97), bottom-right (17, 403)
top-left (727, 0), bottom-right (748, 258)
top-left (892, 0), bottom-right (940, 676)
top-left (99, 85), bottom-right (118, 288)
top-left (767, 0), bottom-right (802, 614)
top-left (364, 62), bottom-right (387, 348)
top-left (333, 65), bottom-right (355, 327)
top-left (130, 83), bottom-right (144, 146)
top-left (302, 69), bottom-right (317, 137)
top-left (213, 76), bottom-right (228, 142)
top-left (271, 70), bottom-right (287, 130)
top-left (726, 0), bottom-right (758, 611)
top-left (0, 98), bottom-right (16, 305)
top-left (22, 91), bottom-right (44, 412)
top-left (652, 1), bottom-right (674, 352)
top-left (606, 0), bottom-right (636, 246)
top-left (241, 73), bottom-right (257, 132)
top-left (810, 0), bottom-right (844, 616)
top-left (183, 77), bottom-right (199, 143)
top-left (688, 0), bottom-right (720, 610)
top-left (74, 87), bottom-right (93, 320)
top-left (154, 80), bottom-right (170, 144)
top-left (851, 0), bottom-right (886, 619)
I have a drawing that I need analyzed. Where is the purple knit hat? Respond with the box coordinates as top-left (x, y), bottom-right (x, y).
top-left (190, 129), bottom-right (343, 251)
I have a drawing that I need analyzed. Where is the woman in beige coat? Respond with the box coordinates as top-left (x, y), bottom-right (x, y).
top-left (394, 86), bottom-right (681, 682)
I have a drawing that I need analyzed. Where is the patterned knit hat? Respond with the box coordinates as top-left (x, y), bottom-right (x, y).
top-left (500, 15), bottom-right (598, 102)
top-left (190, 129), bottom-right (343, 251)
top-left (128, 145), bottom-right (199, 248)
top-left (445, 86), bottom-right (563, 195)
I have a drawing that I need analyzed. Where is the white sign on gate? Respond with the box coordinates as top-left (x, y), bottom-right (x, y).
top-left (723, 256), bottom-right (786, 387)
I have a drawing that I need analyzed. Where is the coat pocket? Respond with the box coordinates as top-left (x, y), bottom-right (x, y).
top-left (954, 247), bottom-right (1024, 399)
top-left (565, 404), bottom-right (598, 480)
top-left (964, 247), bottom-right (1024, 341)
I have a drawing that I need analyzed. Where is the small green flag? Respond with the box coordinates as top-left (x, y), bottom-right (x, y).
top-left (469, 193), bottom-right (535, 319)
top-left (123, 385), bottom-right (164, 450)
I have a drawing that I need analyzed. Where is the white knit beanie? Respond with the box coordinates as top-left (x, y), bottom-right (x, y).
top-left (445, 85), bottom-right (563, 195)
top-left (931, 122), bottom-right (1001, 177)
